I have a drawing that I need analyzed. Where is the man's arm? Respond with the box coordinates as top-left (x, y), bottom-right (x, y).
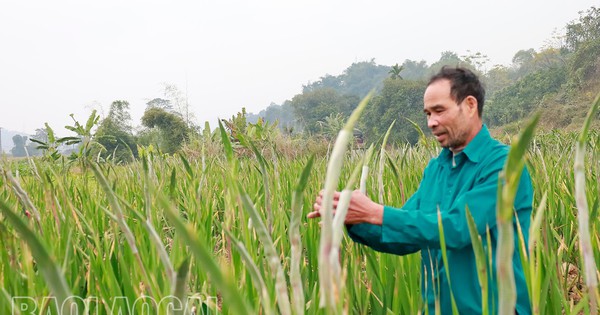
top-left (380, 154), bottom-right (533, 250)
top-left (345, 170), bottom-right (429, 256)
top-left (309, 155), bottom-right (532, 252)
top-left (346, 218), bottom-right (420, 255)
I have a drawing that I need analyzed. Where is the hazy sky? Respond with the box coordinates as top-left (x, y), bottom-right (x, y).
top-left (0, 0), bottom-right (597, 135)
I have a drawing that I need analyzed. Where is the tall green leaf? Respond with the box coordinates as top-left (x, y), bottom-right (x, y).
top-left (497, 113), bottom-right (540, 315)
top-left (0, 200), bottom-right (75, 314)
top-left (159, 194), bottom-right (253, 314)
top-left (574, 92), bottom-right (600, 314)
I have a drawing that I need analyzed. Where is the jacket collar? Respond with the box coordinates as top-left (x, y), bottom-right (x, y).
top-left (439, 124), bottom-right (491, 164)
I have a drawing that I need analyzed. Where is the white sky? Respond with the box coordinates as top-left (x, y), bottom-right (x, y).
top-left (0, 0), bottom-right (597, 135)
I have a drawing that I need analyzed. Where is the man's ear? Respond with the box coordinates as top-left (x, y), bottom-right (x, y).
top-left (464, 96), bottom-right (478, 117)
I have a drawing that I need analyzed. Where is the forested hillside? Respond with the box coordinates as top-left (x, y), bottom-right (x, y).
top-left (248, 6), bottom-right (600, 144)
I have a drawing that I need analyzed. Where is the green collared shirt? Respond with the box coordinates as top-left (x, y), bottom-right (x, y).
top-left (348, 125), bottom-right (533, 314)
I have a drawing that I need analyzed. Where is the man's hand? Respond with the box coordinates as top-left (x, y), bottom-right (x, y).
top-left (307, 190), bottom-right (384, 225)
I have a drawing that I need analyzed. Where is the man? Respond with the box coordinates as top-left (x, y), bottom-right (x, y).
top-left (309, 66), bottom-right (533, 314)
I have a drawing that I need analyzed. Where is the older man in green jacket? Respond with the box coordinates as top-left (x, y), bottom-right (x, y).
top-left (310, 66), bottom-right (533, 314)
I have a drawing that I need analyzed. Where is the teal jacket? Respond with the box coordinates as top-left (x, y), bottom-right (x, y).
top-left (348, 125), bottom-right (533, 314)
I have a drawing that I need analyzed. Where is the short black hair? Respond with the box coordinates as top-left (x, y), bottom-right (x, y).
top-left (428, 66), bottom-right (485, 117)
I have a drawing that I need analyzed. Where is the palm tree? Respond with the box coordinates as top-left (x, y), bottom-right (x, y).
top-left (388, 63), bottom-right (404, 80)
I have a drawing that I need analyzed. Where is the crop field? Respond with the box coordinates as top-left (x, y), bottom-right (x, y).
top-left (1, 98), bottom-right (599, 315)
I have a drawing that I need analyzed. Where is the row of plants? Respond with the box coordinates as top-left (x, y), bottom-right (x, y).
top-left (0, 94), bottom-right (598, 314)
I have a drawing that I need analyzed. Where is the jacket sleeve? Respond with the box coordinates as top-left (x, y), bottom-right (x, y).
top-left (345, 164), bottom-right (431, 256)
top-left (380, 154), bottom-right (533, 250)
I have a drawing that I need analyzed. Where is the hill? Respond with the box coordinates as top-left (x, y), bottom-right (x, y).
top-left (247, 6), bottom-right (600, 144)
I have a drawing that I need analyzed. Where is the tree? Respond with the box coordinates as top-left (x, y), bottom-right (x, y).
top-left (29, 123), bottom-right (62, 161)
top-left (303, 74), bottom-right (343, 93)
top-left (25, 128), bottom-right (47, 156)
top-left (108, 101), bottom-right (132, 131)
top-left (302, 60), bottom-right (390, 97)
top-left (317, 113), bottom-right (346, 140)
top-left (568, 38), bottom-right (600, 85)
top-left (163, 83), bottom-right (195, 128)
top-left (511, 49), bottom-right (537, 79)
top-left (96, 100), bottom-right (138, 162)
top-left (290, 88), bottom-right (360, 135)
top-left (221, 107), bottom-right (248, 141)
top-left (146, 98), bottom-right (173, 111)
top-left (146, 84), bottom-right (196, 129)
top-left (400, 59), bottom-right (429, 81)
top-left (483, 64), bottom-right (513, 97)
top-left (360, 78), bottom-right (427, 144)
top-left (62, 111), bottom-right (103, 165)
top-left (340, 60), bottom-right (390, 97)
top-left (461, 50), bottom-right (490, 73)
top-left (246, 101), bottom-right (300, 133)
top-left (507, 47), bottom-right (567, 83)
top-left (564, 6), bottom-right (600, 51)
top-left (388, 63), bottom-right (404, 80)
top-left (141, 107), bottom-right (190, 154)
top-left (428, 51), bottom-right (469, 76)
top-left (564, 7), bottom-right (600, 85)
top-left (532, 48), bottom-right (565, 70)
top-left (486, 66), bottom-right (568, 126)
top-left (512, 49), bottom-right (536, 68)
top-left (30, 128), bottom-right (48, 144)
top-left (10, 135), bottom-right (28, 157)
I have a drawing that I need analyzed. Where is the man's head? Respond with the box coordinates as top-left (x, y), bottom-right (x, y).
top-left (423, 66), bottom-right (485, 152)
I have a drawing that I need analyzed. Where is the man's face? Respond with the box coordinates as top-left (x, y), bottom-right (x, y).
top-left (423, 79), bottom-right (474, 152)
